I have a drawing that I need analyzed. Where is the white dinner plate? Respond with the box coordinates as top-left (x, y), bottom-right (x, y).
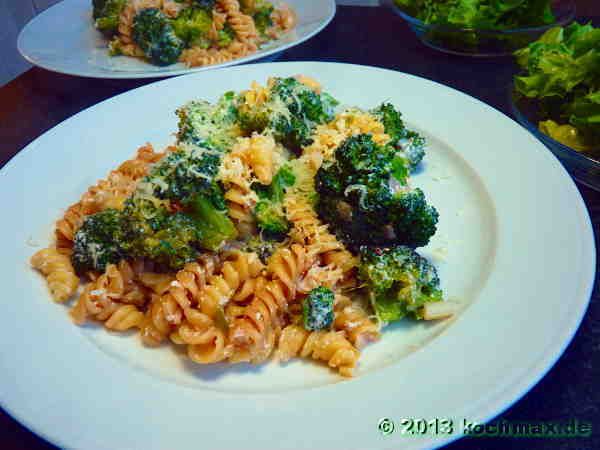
top-left (17, 0), bottom-right (335, 79)
top-left (0, 62), bottom-right (595, 450)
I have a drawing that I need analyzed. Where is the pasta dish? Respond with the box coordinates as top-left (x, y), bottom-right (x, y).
top-left (31, 75), bottom-right (455, 376)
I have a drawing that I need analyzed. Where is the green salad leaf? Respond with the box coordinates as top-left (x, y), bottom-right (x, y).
top-left (395, 0), bottom-right (554, 29)
top-left (513, 22), bottom-right (600, 153)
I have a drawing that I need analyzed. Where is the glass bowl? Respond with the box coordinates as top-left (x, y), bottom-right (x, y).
top-left (385, 0), bottom-right (576, 57)
top-left (510, 86), bottom-right (600, 191)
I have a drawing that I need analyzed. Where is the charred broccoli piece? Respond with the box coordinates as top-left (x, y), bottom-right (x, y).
top-left (192, 0), bottom-right (216, 9)
top-left (236, 77), bottom-right (338, 152)
top-left (93, 0), bottom-right (127, 35)
top-left (371, 103), bottom-right (426, 172)
top-left (302, 287), bottom-right (335, 331)
top-left (177, 92), bottom-right (240, 150)
top-left (241, 235), bottom-right (281, 264)
top-left (132, 8), bottom-right (184, 66)
top-left (359, 245), bottom-right (442, 322)
top-left (316, 134), bottom-right (438, 248)
top-left (170, 6), bottom-right (212, 47)
top-left (72, 208), bottom-right (126, 274)
top-left (253, 165), bottom-right (296, 238)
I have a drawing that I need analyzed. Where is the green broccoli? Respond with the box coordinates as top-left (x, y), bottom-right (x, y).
top-left (316, 134), bottom-right (438, 248)
top-left (371, 103), bottom-right (426, 172)
top-left (135, 141), bottom-right (237, 251)
top-left (241, 235), bottom-right (281, 264)
top-left (359, 245), bottom-right (442, 322)
top-left (177, 92), bottom-right (240, 150)
top-left (302, 287), bottom-right (335, 331)
top-left (141, 142), bottom-right (224, 203)
top-left (186, 195), bottom-right (238, 251)
top-left (170, 7), bottom-right (212, 47)
top-left (132, 212), bottom-right (203, 269)
top-left (253, 165), bottom-right (296, 238)
top-left (236, 77), bottom-right (339, 152)
top-left (93, 0), bottom-right (127, 35)
top-left (132, 8), bottom-right (184, 66)
top-left (216, 24), bottom-right (235, 48)
top-left (251, 1), bottom-right (275, 35)
top-left (72, 209), bottom-right (126, 274)
top-left (108, 196), bottom-right (204, 270)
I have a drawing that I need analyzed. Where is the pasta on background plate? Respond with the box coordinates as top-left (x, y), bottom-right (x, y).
top-left (31, 75), bottom-right (457, 376)
top-left (91, 0), bottom-right (297, 67)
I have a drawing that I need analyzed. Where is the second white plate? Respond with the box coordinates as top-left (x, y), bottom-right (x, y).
top-left (17, 0), bottom-right (336, 78)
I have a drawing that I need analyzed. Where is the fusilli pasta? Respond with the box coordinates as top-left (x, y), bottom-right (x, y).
top-left (278, 325), bottom-right (359, 377)
top-left (30, 248), bottom-right (79, 302)
top-left (228, 244), bottom-right (313, 363)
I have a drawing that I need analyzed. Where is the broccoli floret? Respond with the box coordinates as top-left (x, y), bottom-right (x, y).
top-left (241, 235), bottom-right (281, 263)
top-left (253, 165), bottom-right (296, 238)
top-left (236, 77), bottom-right (339, 152)
top-left (177, 93), bottom-right (240, 149)
top-left (251, 1), bottom-right (275, 34)
top-left (371, 103), bottom-right (426, 172)
top-left (359, 245), bottom-right (442, 322)
top-left (254, 202), bottom-right (289, 236)
top-left (133, 8), bottom-right (184, 66)
top-left (170, 7), bottom-right (212, 47)
top-left (133, 140), bottom-right (237, 251)
top-left (302, 287), bottom-right (335, 331)
top-left (216, 24), bottom-right (235, 48)
top-left (141, 142), bottom-right (224, 205)
top-left (72, 209), bottom-right (126, 274)
top-left (316, 134), bottom-right (438, 248)
top-left (92, 0), bottom-right (106, 20)
top-left (133, 212), bottom-right (202, 269)
top-left (93, 0), bottom-right (127, 35)
top-left (187, 195), bottom-right (238, 250)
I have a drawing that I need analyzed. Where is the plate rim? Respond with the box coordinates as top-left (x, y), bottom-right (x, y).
top-left (0, 61), bottom-right (596, 450)
top-left (16, 0), bottom-right (337, 79)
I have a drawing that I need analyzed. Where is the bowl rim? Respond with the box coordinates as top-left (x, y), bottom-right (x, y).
top-left (509, 84), bottom-right (600, 170)
top-left (385, 0), bottom-right (576, 35)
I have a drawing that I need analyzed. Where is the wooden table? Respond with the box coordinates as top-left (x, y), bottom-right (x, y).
top-left (0, 6), bottom-right (598, 450)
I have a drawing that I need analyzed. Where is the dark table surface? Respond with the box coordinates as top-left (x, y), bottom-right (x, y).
top-left (1, 5), bottom-right (599, 450)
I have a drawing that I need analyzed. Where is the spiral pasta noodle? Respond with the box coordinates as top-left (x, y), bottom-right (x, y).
top-left (208, 5), bottom-right (228, 41)
top-left (219, 133), bottom-right (279, 235)
top-left (333, 294), bottom-right (380, 349)
top-left (139, 254), bottom-right (219, 346)
top-left (69, 260), bottom-right (146, 329)
top-left (196, 251), bottom-right (265, 318)
top-left (30, 248), bottom-right (79, 302)
top-left (228, 244), bottom-right (313, 363)
top-left (217, 0), bottom-right (258, 44)
top-left (277, 325), bottom-right (359, 377)
top-left (167, 252), bottom-right (263, 363)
